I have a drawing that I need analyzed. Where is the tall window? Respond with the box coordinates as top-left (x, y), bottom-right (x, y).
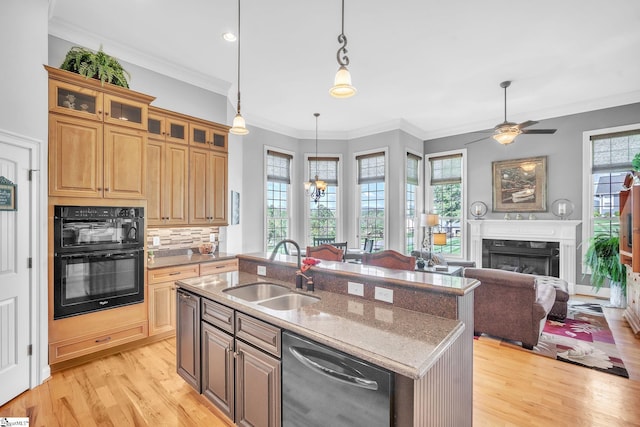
top-left (266, 150), bottom-right (292, 252)
top-left (307, 157), bottom-right (339, 245)
top-left (428, 152), bottom-right (463, 257)
top-left (357, 152), bottom-right (385, 251)
top-left (589, 130), bottom-right (640, 238)
top-left (405, 153), bottom-right (421, 254)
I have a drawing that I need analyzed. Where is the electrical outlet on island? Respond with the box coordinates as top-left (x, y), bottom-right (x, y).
top-left (257, 265), bottom-right (267, 276)
top-left (374, 286), bottom-right (393, 303)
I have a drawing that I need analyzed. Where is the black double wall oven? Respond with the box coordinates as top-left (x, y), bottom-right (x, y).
top-left (53, 205), bottom-right (145, 319)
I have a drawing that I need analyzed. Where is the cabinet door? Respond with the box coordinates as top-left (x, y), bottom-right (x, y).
top-left (103, 125), bottom-right (147, 199)
top-left (165, 143), bottom-right (189, 224)
top-left (211, 152), bottom-right (228, 225)
top-left (103, 94), bottom-right (148, 130)
top-left (189, 122), bottom-right (211, 149)
top-left (177, 290), bottom-right (201, 392)
top-left (49, 115), bottom-right (103, 197)
top-left (202, 322), bottom-right (235, 421)
top-left (148, 282), bottom-right (176, 336)
top-left (146, 139), bottom-right (164, 225)
top-left (235, 340), bottom-right (281, 427)
top-left (189, 147), bottom-right (210, 224)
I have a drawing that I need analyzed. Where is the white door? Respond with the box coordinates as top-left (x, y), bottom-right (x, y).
top-left (0, 141), bottom-right (31, 405)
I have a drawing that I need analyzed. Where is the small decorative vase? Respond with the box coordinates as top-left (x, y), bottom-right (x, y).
top-left (417, 258), bottom-right (426, 269)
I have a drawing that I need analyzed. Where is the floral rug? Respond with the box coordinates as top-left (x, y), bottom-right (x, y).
top-left (477, 301), bottom-right (629, 378)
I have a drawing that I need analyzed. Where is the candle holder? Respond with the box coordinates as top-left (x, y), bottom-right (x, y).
top-left (551, 198), bottom-right (574, 220)
top-left (469, 201), bottom-right (488, 220)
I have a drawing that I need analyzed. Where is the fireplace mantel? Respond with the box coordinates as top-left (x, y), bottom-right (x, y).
top-left (468, 220), bottom-right (581, 293)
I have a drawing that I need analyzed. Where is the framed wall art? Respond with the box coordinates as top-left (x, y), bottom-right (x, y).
top-left (492, 156), bottom-right (547, 212)
top-left (231, 190), bottom-right (240, 225)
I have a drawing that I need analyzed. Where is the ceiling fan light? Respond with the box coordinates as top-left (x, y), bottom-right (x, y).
top-left (230, 112), bottom-right (249, 135)
top-left (493, 128), bottom-right (521, 145)
top-left (330, 66), bottom-right (356, 98)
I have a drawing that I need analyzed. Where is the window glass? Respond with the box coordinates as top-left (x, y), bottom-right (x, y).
top-left (429, 153), bottom-right (463, 257)
top-left (266, 151), bottom-right (291, 252)
top-left (357, 152), bottom-right (385, 251)
top-left (406, 153), bottom-right (420, 253)
top-left (307, 157), bottom-right (339, 244)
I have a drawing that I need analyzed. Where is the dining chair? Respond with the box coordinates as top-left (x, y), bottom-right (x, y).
top-left (363, 238), bottom-right (374, 253)
top-left (331, 241), bottom-right (348, 261)
top-left (362, 250), bottom-right (416, 271)
top-left (306, 244), bottom-right (344, 262)
top-left (313, 237), bottom-right (336, 246)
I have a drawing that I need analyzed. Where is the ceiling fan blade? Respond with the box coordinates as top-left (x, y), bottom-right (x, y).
top-left (464, 135), bottom-right (490, 145)
top-left (521, 129), bottom-right (557, 134)
top-left (516, 120), bottom-right (539, 129)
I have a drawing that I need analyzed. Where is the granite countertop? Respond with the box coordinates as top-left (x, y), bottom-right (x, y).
top-left (238, 252), bottom-right (480, 296)
top-left (177, 270), bottom-right (464, 380)
top-left (147, 252), bottom-right (237, 269)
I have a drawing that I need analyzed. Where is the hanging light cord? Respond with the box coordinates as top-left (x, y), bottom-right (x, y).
top-left (236, 0), bottom-right (242, 114)
top-left (314, 113), bottom-right (319, 160)
top-left (336, 0), bottom-right (349, 67)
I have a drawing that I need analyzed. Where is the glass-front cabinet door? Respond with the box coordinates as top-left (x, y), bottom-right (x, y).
top-left (103, 94), bottom-right (148, 130)
top-left (49, 80), bottom-right (103, 122)
top-left (148, 111), bottom-right (188, 144)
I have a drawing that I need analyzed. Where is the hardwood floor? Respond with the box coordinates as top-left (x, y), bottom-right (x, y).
top-left (2, 306), bottom-right (639, 426)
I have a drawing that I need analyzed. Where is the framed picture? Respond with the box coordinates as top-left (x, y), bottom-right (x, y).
top-left (231, 191), bottom-right (240, 225)
top-left (492, 156), bottom-right (547, 212)
top-left (0, 176), bottom-right (16, 211)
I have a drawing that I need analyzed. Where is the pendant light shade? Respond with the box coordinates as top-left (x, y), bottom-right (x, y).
top-left (330, 0), bottom-right (356, 98)
top-left (229, 0), bottom-right (249, 135)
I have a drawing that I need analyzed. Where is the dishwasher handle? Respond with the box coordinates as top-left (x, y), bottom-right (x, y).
top-left (288, 346), bottom-right (379, 391)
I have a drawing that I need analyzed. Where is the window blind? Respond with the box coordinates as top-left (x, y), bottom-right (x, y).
top-left (309, 156), bottom-right (339, 185)
top-left (406, 153), bottom-right (421, 185)
top-left (430, 153), bottom-right (462, 185)
top-left (357, 152), bottom-right (385, 184)
top-left (591, 131), bottom-right (640, 173)
top-left (267, 150), bottom-right (292, 184)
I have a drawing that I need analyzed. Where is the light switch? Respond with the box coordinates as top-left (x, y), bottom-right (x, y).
top-left (152, 236), bottom-right (160, 247)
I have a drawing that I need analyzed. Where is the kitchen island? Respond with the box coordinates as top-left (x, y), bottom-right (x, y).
top-left (176, 252), bottom-right (479, 427)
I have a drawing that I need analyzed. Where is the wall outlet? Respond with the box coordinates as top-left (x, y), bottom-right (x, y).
top-left (152, 236), bottom-right (160, 247)
top-left (257, 265), bottom-right (267, 276)
top-left (209, 233), bottom-right (217, 242)
top-left (374, 286), bottom-right (393, 303)
top-left (347, 281), bottom-right (364, 296)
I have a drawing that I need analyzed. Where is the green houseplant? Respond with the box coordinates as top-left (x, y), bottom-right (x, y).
top-left (60, 46), bottom-right (130, 88)
top-left (583, 233), bottom-right (626, 307)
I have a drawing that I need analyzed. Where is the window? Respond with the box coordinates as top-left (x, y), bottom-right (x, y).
top-left (589, 130), bottom-right (640, 238)
top-left (357, 152), bottom-right (385, 251)
top-left (307, 157), bottom-right (339, 245)
top-left (405, 153), bottom-right (421, 254)
top-left (427, 151), bottom-right (464, 257)
top-left (266, 150), bottom-right (292, 252)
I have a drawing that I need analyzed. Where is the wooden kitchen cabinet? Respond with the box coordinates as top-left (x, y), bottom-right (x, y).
top-left (146, 139), bottom-right (189, 226)
top-left (177, 289), bottom-right (201, 392)
top-left (189, 118), bottom-right (228, 152)
top-left (189, 147), bottom-right (228, 225)
top-left (199, 258), bottom-right (238, 276)
top-left (47, 66), bottom-right (153, 199)
top-left (148, 107), bottom-right (189, 145)
top-left (202, 322), bottom-right (235, 421)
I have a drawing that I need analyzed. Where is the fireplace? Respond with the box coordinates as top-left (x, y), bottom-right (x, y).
top-left (482, 239), bottom-right (560, 277)
top-left (468, 220), bottom-right (581, 293)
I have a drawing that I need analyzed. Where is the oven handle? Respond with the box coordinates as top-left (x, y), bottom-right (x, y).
top-left (288, 346), bottom-right (379, 390)
top-left (57, 249), bottom-right (142, 260)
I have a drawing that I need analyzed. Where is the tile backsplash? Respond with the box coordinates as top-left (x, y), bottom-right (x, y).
top-left (147, 226), bottom-right (219, 251)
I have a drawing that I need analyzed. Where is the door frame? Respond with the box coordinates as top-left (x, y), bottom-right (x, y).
top-left (1, 129), bottom-right (49, 390)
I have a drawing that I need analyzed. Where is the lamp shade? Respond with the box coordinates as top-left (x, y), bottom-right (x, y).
top-left (230, 113), bottom-right (249, 135)
top-left (427, 213), bottom-right (439, 227)
top-left (330, 66), bottom-right (356, 98)
top-left (492, 128), bottom-right (520, 145)
top-left (433, 232), bottom-right (447, 246)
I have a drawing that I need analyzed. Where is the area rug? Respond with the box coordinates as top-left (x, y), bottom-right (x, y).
top-left (476, 300), bottom-right (629, 378)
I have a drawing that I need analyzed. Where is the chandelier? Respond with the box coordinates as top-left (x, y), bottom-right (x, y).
top-left (329, 0), bottom-right (356, 98)
top-left (229, 0), bottom-right (249, 135)
top-left (304, 113), bottom-right (327, 203)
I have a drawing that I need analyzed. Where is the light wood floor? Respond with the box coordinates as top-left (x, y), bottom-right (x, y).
top-left (2, 307), bottom-right (639, 427)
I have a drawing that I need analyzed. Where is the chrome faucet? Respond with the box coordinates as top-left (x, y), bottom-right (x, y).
top-left (269, 239), bottom-right (301, 269)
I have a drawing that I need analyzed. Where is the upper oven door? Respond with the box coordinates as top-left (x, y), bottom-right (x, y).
top-left (54, 206), bottom-right (144, 251)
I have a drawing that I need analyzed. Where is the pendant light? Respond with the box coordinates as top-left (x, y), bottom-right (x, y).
top-left (230, 0), bottom-right (249, 135)
top-left (329, 0), bottom-right (356, 98)
top-left (304, 113), bottom-right (327, 203)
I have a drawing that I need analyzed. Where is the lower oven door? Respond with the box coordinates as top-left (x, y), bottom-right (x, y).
top-left (54, 248), bottom-right (144, 319)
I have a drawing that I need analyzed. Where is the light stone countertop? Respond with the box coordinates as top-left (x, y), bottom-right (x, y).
top-left (177, 270), bottom-right (464, 380)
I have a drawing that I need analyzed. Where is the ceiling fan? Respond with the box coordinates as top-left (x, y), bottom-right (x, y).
top-left (466, 81), bottom-right (557, 146)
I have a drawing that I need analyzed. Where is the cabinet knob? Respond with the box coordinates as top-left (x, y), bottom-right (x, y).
top-left (97, 187), bottom-right (102, 191)
top-left (105, 111), bottom-right (109, 116)
top-left (105, 188), bottom-right (109, 192)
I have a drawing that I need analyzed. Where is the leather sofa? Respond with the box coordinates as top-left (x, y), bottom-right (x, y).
top-left (464, 267), bottom-right (556, 349)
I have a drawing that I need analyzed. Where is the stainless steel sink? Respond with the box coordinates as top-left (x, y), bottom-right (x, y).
top-left (222, 283), bottom-right (291, 301)
top-left (258, 293), bottom-right (320, 311)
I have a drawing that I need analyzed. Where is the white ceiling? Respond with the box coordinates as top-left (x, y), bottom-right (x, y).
top-left (48, 0), bottom-right (640, 140)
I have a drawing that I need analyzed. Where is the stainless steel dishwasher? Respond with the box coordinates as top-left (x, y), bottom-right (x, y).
top-left (282, 331), bottom-right (393, 427)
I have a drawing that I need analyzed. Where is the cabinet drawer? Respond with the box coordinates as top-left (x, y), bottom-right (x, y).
top-left (202, 299), bottom-right (235, 334)
top-left (199, 259), bottom-right (238, 276)
top-left (235, 313), bottom-right (281, 358)
top-left (148, 264), bottom-right (200, 284)
top-left (49, 321), bottom-right (147, 363)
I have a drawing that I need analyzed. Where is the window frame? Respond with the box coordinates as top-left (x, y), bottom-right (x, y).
top-left (354, 148), bottom-right (389, 251)
top-left (581, 123), bottom-right (640, 274)
top-left (425, 148), bottom-right (468, 260)
top-left (405, 150), bottom-right (422, 254)
top-left (304, 153), bottom-right (343, 247)
top-left (264, 146), bottom-right (296, 252)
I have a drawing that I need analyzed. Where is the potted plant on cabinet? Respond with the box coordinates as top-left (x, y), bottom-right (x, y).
top-left (60, 45), bottom-right (130, 88)
top-left (583, 233), bottom-right (627, 307)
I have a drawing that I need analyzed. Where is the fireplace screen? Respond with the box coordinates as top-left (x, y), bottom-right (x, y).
top-left (482, 239), bottom-right (560, 277)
